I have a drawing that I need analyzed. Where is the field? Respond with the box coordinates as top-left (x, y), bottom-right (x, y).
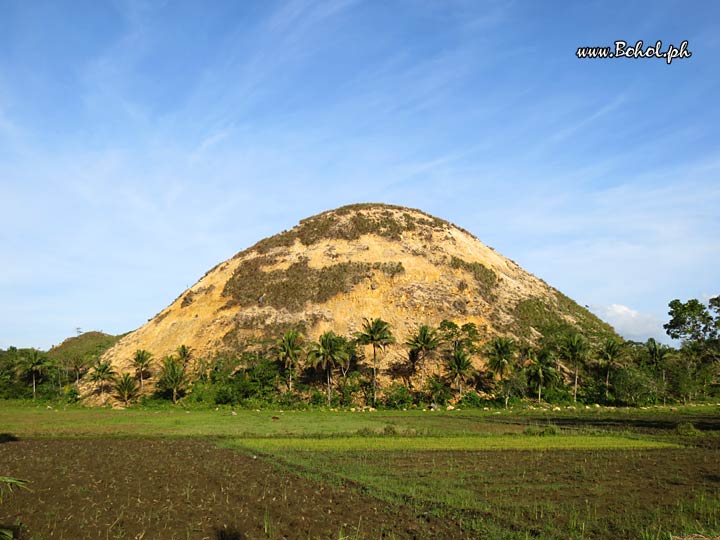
top-left (1, 404), bottom-right (719, 539)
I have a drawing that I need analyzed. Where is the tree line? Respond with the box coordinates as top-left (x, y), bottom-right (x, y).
top-left (1, 296), bottom-right (717, 408)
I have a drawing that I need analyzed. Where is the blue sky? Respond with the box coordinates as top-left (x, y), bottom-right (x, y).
top-left (1, 0), bottom-right (718, 350)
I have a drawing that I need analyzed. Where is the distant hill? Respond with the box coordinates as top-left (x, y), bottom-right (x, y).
top-left (97, 203), bottom-right (617, 379)
top-left (47, 331), bottom-right (121, 363)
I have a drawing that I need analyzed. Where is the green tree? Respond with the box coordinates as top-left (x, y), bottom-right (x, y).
top-left (404, 325), bottom-right (440, 388)
top-left (645, 338), bottom-right (672, 404)
top-left (132, 349), bottom-right (153, 390)
top-left (526, 348), bottom-right (558, 402)
top-left (645, 338), bottom-right (670, 369)
top-left (69, 355), bottom-right (90, 384)
top-left (485, 337), bottom-right (519, 408)
top-left (597, 338), bottom-right (622, 402)
top-left (88, 360), bottom-right (116, 402)
top-left (613, 364), bottom-right (657, 406)
top-left (275, 330), bottom-right (304, 392)
top-left (445, 348), bottom-right (474, 394)
top-left (499, 368), bottom-right (528, 408)
top-left (307, 332), bottom-right (350, 407)
top-left (560, 333), bottom-right (589, 403)
top-left (114, 373), bottom-right (139, 406)
top-left (158, 356), bottom-right (187, 405)
top-left (356, 318), bottom-right (395, 407)
top-left (664, 298), bottom-right (717, 343)
top-left (439, 320), bottom-right (480, 353)
top-left (485, 336), bottom-right (516, 380)
top-left (19, 350), bottom-right (47, 400)
top-left (425, 375), bottom-right (452, 405)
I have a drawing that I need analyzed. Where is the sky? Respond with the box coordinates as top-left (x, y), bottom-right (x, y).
top-left (1, 0), bottom-right (718, 350)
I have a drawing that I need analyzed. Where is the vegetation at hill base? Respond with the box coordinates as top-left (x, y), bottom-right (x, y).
top-left (0, 331), bottom-right (119, 401)
top-left (1, 296), bottom-right (718, 410)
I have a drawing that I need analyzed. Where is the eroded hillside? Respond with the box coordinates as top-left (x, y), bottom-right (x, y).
top-left (95, 204), bottom-right (614, 385)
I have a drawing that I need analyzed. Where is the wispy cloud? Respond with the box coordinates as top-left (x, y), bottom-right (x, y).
top-left (547, 93), bottom-right (628, 144)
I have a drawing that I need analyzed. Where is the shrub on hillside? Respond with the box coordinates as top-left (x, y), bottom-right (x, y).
top-left (383, 384), bottom-right (414, 409)
top-left (457, 391), bottom-right (488, 408)
top-left (424, 376), bottom-right (452, 405)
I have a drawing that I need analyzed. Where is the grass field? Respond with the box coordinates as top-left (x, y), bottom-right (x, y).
top-left (1, 403), bottom-right (719, 539)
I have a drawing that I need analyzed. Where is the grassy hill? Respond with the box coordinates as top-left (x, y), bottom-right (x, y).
top-left (47, 331), bottom-right (121, 363)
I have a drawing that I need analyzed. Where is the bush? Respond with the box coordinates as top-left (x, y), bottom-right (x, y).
top-left (309, 389), bottom-right (326, 406)
top-left (63, 386), bottom-right (80, 403)
top-left (457, 391), bottom-right (488, 408)
top-left (542, 385), bottom-right (573, 405)
top-left (425, 376), bottom-right (452, 405)
top-left (383, 384), bottom-right (414, 409)
top-left (214, 384), bottom-right (237, 405)
top-left (275, 391), bottom-right (304, 409)
top-left (335, 375), bottom-right (361, 407)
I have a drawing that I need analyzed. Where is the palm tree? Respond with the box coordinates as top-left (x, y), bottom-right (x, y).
top-left (356, 318), bottom-right (395, 407)
top-left (69, 355), bottom-right (90, 384)
top-left (132, 349), bottom-right (153, 390)
top-left (646, 338), bottom-right (671, 404)
top-left (645, 338), bottom-right (670, 368)
top-left (275, 330), bottom-right (304, 392)
top-left (114, 373), bottom-right (139, 406)
top-left (88, 360), bottom-right (116, 402)
top-left (176, 345), bottom-right (192, 366)
top-left (405, 325), bottom-right (440, 388)
top-left (19, 350), bottom-right (46, 400)
top-left (445, 348), bottom-right (474, 394)
top-left (526, 348), bottom-right (558, 402)
top-left (158, 356), bottom-right (186, 405)
top-left (597, 338), bottom-right (622, 402)
top-left (560, 333), bottom-right (589, 403)
top-left (485, 337), bottom-right (516, 380)
top-left (307, 332), bottom-right (350, 407)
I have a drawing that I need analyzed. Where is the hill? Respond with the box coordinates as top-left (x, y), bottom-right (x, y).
top-left (96, 203), bottom-right (616, 382)
top-left (47, 331), bottom-right (121, 363)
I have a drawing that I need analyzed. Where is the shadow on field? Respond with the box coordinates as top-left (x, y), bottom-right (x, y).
top-left (491, 416), bottom-right (720, 433)
top-left (214, 526), bottom-right (244, 539)
top-left (0, 433), bottom-right (19, 443)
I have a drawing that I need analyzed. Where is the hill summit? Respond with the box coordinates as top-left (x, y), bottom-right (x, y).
top-left (99, 203), bottom-right (615, 375)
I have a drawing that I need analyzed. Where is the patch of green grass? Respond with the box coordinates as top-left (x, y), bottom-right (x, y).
top-left (510, 293), bottom-right (617, 344)
top-left (0, 406), bottom-right (388, 438)
top-left (249, 203), bottom-right (449, 254)
top-left (46, 331), bottom-right (120, 362)
top-left (230, 435), bottom-right (677, 452)
top-left (223, 257), bottom-right (373, 312)
top-left (2, 402), bottom-right (718, 439)
top-left (448, 256), bottom-right (497, 301)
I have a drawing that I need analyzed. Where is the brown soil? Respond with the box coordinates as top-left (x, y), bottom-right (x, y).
top-left (0, 438), bottom-right (462, 540)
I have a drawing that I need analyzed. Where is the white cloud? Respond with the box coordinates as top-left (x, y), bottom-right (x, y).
top-left (592, 304), bottom-right (667, 343)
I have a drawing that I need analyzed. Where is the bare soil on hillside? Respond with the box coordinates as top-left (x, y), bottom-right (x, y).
top-left (0, 438), bottom-right (461, 540)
